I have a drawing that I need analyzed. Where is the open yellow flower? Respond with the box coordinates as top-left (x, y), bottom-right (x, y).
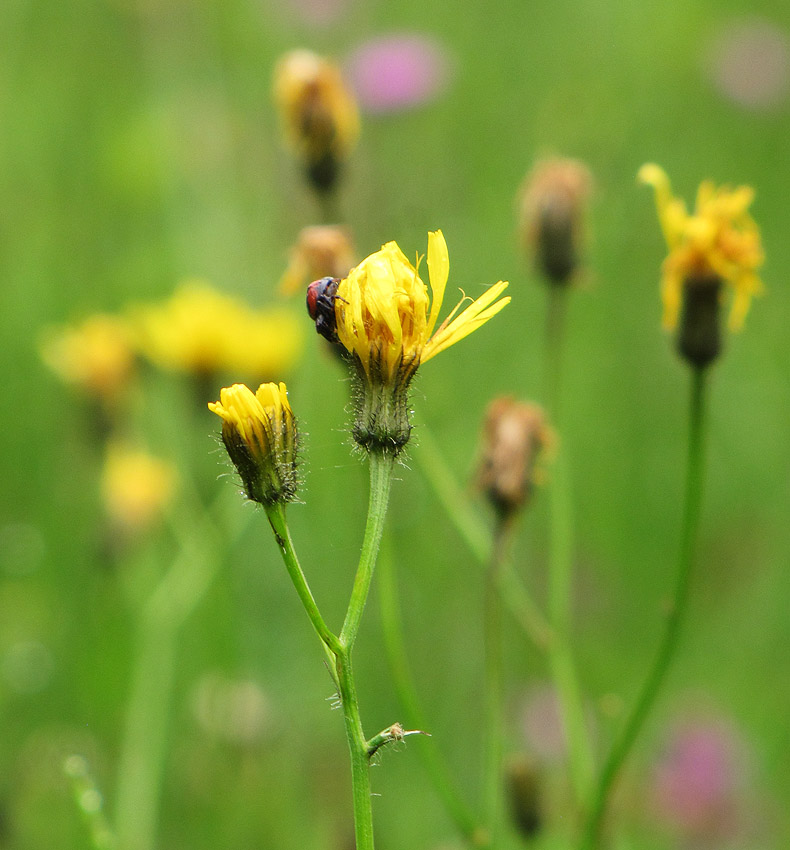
top-left (639, 164), bottom-right (764, 331)
top-left (208, 382), bottom-right (298, 505)
top-left (336, 230), bottom-right (510, 385)
top-left (333, 230), bottom-right (509, 452)
top-left (132, 282), bottom-right (304, 379)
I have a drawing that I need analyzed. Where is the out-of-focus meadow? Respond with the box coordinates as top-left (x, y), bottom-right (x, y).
top-left (1, 0), bottom-right (789, 848)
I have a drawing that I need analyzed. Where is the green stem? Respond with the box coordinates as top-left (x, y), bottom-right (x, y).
top-left (336, 648), bottom-right (375, 850)
top-left (483, 516), bottom-right (516, 843)
top-left (580, 368), bottom-right (708, 848)
top-left (541, 285), bottom-right (596, 809)
top-left (337, 449), bottom-right (396, 850)
top-left (265, 502), bottom-right (342, 657)
top-left (340, 450), bottom-right (395, 648)
top-left (547, 442), bottom-right (595, 807)
top-left (378, 531), bottom-right (484, 844)
top-left (412, 424), bottom-right (551, 649)
top-left (115, 502), bottom-right (222, 850)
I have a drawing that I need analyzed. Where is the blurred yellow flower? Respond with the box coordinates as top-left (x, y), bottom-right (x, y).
top-left (131, 282), bottom-right (304, 378)
top-left (40, 314), bottom-right (136, 399)
top-left (336, 230), bottom-right (510, 386)
top-left (101, 444), bottom-right (177, 532)
top-left (639, 163), bottom-right (764, 331)
top-left (273, 49), bottom-right (360, 191)
top-left (279, 225), bottom-right (356, 296)
top-left (208, 382), bottom-right (298, 505)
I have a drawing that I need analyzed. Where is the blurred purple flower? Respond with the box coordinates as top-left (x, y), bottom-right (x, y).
top-left (345, 34), bottom-right (453, 113)
top-left (650, 716), bottom-right (748, 843)
top-left (274, 0), bottom-right (351, 28)
top-left (521, 684), bottom-right (567, 762)
top-left (706, 19), bottom-right (790, 111)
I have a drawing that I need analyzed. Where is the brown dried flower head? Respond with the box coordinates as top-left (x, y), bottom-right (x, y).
top-left (279, 225), bottom-right (356, 296)
top-left (477, 398), bottom-right (553, 517)
top-left (519, 158), bottom-right (592, 285)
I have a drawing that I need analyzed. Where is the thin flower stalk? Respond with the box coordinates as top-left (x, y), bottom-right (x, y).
top-left (580, 369), bottom-right (708, 849)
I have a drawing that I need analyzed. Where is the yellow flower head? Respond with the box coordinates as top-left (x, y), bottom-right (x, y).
top-left (279, 224), bottom-right (356, 296)
top-left (336, 230), bottom-right (510, 385)
top-left (132, 282), bottom-right (304, 379)
top-left (273, 49), bottom-right (359, 184)
top-left (208, 382), bottom-right (298, 505)
top-left (40, 314), bottom-right (136, 400)
top-left (101, 444), bottom-right (177, 533)
top-left (639, 163), bottom-right (764, 331)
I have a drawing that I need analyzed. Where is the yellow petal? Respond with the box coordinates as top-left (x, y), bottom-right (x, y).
top-left (426, 230), bottom-right (449, 337)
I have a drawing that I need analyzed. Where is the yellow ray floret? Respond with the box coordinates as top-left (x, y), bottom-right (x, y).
top-left (638, 164), bottom-right (764, 331)
top-left (209, 382), bottom-right (294, 465)
top-left (334, 230), bottom-right (510, 384)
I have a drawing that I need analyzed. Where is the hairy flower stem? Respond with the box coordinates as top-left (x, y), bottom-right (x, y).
top-left (580, 368), bottom-right (708, 848)
top-left (337, 449), bottom-right (396, 850)
top-left (542, 287), bottom-right (596, 809)
top-left (483, 515), bottom-right (517, 844)
top-left (378, 531), bottom-right (484, 844)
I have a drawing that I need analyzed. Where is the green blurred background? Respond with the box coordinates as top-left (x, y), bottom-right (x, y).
top-left (1, 0), bottom-right (789, 847)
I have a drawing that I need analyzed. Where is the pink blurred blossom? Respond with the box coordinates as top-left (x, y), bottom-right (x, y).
top-left (345, 34), bottom-right (453, 113)
top-left (521, 684), bottom-right (567, 762)
top-left (650, 716), bottom-right (749, 844)
top-left (706, 19), bottom-right (790, 111)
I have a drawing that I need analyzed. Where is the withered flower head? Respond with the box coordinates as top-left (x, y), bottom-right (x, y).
top-left (519, 158), bottom-right (592, 286)
top-left (280, 225), bottom-right (356, 296)
top-left (477, 398), bottom-right (552, 518)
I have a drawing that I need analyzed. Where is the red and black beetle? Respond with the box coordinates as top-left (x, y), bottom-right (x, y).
top-left (306, 276), bottom-right (341, 343)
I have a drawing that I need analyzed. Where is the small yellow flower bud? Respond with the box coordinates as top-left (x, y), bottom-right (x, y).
top-left (333, 230), bottom-right (510, 452)
top-left (279, 224), bottom-right (356, 296)
top-left (208, 382), bottom-right (298, 505)
top-left (519, 158), bottom-right (592, 286)
top-left (273, 49), bottom-right (360, 194)
top-left (476, 398), bottom-right (552, 518)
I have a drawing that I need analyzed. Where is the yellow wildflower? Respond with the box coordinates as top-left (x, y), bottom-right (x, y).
top-left (40, 314), bottom-right (135, 400)
top-left (101, 444), bottom-right (177, 533)
top-left (131, 282), bottom-right (304, 379)
top-left (639, 163), bottom-right (764, 331)
top-left (208, 382), bottom-right (298, 505)
top-left (334, 230), bottom-right (509, 451)
top-left (273, 49), bottom-right (360, 192)
top-left (336, 230), bottom-right (510, 385)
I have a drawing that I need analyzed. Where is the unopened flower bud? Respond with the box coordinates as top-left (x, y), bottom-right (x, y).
top-left (209, 382), bottom-right (298, 505)
top-left (505, 755), bottom-right (543, 839)
top-left (280, 225), bottom-right (356, 296)
top-left (519, 158), bottom-right (592, 286)
top-left (273, 49), bottom-right (360, 195)
top-left (477, 398), bottom-right (552, 518)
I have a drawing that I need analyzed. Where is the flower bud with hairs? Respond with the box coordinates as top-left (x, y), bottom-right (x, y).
top-left (209, 382), bottom-right (298, 506)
